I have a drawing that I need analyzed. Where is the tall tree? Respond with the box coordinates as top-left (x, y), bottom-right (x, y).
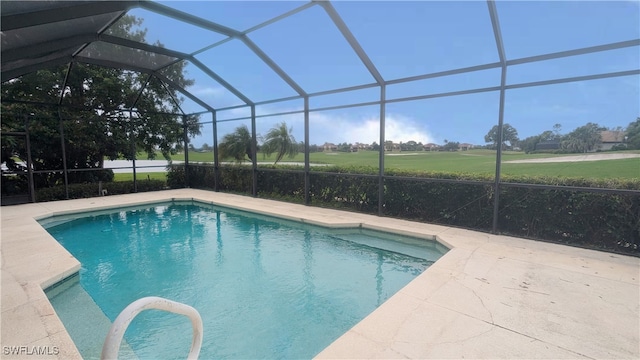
top-left (1, 15), bottom-right (200, 188)
top-left (561, 122), bottom-right (604, 153)
top-left (442, 140), bottom-right (460, 151)
top-left (485, 123), bottom-right (519, 149)
top-left (553, 123), bottom-right (563, 139)
top-left (519, 130), bottom-right (556, 153)
top-left (625, 117), bottom-right (640, 150)
top-left (519, 135), bottom-right (539, 154)
top-left (218, 125), bottom-right (254, 163)
top-left (261, 122), bottom-right (298, 164)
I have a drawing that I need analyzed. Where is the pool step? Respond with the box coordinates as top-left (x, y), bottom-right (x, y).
top-left (46, 277), bottom-right (138, 359)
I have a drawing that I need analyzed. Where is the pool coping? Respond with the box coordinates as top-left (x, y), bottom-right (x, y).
top-left (1, 189), bottom-right (639, 359)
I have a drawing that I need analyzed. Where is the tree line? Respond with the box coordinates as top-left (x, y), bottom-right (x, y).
top-left (209, 117), bottom-right (640, 162)
top-left (485, 118), bottom-right (640, 153)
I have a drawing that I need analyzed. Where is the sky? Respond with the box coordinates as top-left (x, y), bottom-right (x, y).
top-left (121, 1), bottom-right (639, 147)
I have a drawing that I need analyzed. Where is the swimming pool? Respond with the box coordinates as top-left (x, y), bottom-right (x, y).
top-left (43, 201), bottom-right (447, 359)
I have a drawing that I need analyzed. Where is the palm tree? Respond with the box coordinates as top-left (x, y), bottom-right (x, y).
top-left (261, 122), bottom-right (298, 164)
top-left (562, 123), bottom-right (603, 153)
top-left (218, 125), bottom-right (254, 163)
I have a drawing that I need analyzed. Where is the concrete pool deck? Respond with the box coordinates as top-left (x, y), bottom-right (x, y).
top-left (1, 189), bottom-right (638, 359)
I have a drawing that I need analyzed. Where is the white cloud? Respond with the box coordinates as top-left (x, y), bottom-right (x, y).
top-left (190, 86), bottom-right (226, 97)
top-left (191, 107), bottom-right (435, 147)
top-left (218, 106), bottom-right (251, 119)
top-left (308, 112), bottom-right (434, 145)
top-left (184, 85), bottom-right (248, 113)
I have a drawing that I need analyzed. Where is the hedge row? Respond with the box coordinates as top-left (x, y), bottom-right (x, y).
top-left (35, 180), bottom-right (166, 202)
top-left (167, 164), bottom-right (640, 255)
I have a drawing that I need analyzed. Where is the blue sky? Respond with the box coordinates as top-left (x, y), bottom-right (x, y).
top-left (124, 1), bottom-right (639, 147)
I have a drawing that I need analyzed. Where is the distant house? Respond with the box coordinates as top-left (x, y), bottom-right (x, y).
top-left (323, 142), bottom-right (337, 152)
top-left (423, 143), bottom-right (439, 151)
top-left (459, 143), bottom-right (474, 151)
top-left (600, 131), bottom-right (625, 151)
top-left (535, 140), bottom-right (561, 151)
top-left (353, 142), bottom-right (371, 151)
top-left (384, 142), bottom-right (401, 152)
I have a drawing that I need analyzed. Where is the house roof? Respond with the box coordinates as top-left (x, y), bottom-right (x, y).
top-left (601, 130), bottom-right (626, 143)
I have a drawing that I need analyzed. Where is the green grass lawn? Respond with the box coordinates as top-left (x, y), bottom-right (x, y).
top-left (120, 149), bottom-right (639, 181)
top-left (113, 172), bottom-right (167, 182)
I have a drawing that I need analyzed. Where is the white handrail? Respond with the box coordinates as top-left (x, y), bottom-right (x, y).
top-left (101, 296), bottom-right (203, 360)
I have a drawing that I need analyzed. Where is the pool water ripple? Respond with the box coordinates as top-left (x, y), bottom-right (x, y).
top-left (44, 202), bottom-right (446, 359)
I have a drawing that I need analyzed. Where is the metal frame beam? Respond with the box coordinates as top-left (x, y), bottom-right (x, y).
top-left (193, 62), bottom-right (638, 121)
top-left (304, 96), bottom-right (311, 205)
top-left (212, 111), bottom-right (220, 192)
top-left (153, 73), bottom-right (215, 112)
top-left (130, 109), bottom-right (139, 193)
top-left (137, 0), bottom-right (308, 99)
top-left (2, 34), bottom-right (97, 63)
top-left (253, 95), bottom-right (301, 107)
top-left (182, 115), bottom-right (190, 188)
top-left (99, 34), bottom-right (188, 61)
top-left (488, 2), bottom-right (507, 64)
top-left (255, 109), bottom-right (306, 119)
top-left (378, 85), bottom-right (386, 216)
top-left (386, 62), bottom-right (502, 86)
top-left (188, 57), bottom-right (254, 105)
top-left (138, 1), bottom-right (241, 37)
top-left (57, 62), bottom-right (74, 200)
top-left (129, 74), bottom-right (154, 110)
top-left (244, 2), bottom-right (318, 35)
top-left (73, 56), bottom-right (213, 112)
top-left (159, 80), bottom-right (186, 115)
top-left (309, 82), bottom-right (379, 97)
top-left (240, 35), bottom-right (307, 96)
top-left (1, 1), bottom-right (137, 31)
top-left (316, 1), bottom-right (384, 85)
top-left (74, 55), bottom-right (153, 75)
top-left (386, 86), bottom-right (501, 104)
top-left (250, 105), bottom-right (258, 197)
top-left (23, 116), bottom-right (36, 203)
top-left (505, 70), bottom-right (640, 90)
top-left (507, 39), bottom-right (640, 66)
top-left (487, 0), bottom-right (508, 234)
top-left (1, 56), bottom-right (74, 83)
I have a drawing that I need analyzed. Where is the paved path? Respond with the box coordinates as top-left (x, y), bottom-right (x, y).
top-left (504, 153), bottom-right (640, 164)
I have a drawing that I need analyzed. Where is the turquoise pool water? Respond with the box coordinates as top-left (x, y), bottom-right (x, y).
top-left (44, 201), bottom-right (447, 359)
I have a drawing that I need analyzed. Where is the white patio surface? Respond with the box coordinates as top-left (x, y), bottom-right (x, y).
top-left (1, 189), bottom-right (638, 359)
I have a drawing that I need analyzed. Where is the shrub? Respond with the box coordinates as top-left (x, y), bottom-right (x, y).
top-left (495, 184), bottom-right (639, 252)
top-left (167, 164), bottom-right (640, 255)
top-left (166, 164), bottom-right (186, 189)
top-left (35, 180), bottom-right (166, 202)
top-left (218, 166), bottom-right (252, 195)
top-left (610, 144), bottom-right (628, 151)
